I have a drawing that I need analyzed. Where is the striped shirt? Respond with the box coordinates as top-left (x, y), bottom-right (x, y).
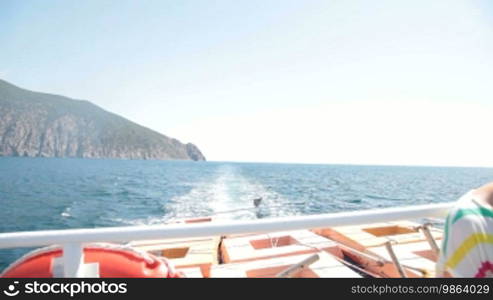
top-left (436, 190), bottom-right (493, 277)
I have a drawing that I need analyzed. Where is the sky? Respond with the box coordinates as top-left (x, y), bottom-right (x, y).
top-left (1, 0), bottom-right (493, 166)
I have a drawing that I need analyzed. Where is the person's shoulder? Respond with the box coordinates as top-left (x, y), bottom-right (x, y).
top-left (447, 189), bottom-right (492, 228)
top-left (449, 190), bottom-right (476, 213)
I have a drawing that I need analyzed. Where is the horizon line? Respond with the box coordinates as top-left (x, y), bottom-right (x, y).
top-left (2, 156), bottom-right (492, 169)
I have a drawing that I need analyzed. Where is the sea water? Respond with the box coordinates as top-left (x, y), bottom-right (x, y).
top-left (1, 157), bottom-right (493, 270)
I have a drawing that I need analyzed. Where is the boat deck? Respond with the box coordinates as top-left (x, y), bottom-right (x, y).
top-left (129, 218), bottom-right (443, 278)
top-left (0, 202), bottom-right (451, 278)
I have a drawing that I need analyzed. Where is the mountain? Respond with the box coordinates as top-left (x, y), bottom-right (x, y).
top-left (0, 79), bottom-right (205, 161)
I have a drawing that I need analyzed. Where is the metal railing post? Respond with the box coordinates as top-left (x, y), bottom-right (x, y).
top-left (0, 202), bottom-right (454, 250)
top-left (63, 243), bottom-right (84, 278)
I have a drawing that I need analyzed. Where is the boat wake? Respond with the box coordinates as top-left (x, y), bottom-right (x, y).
top-left (120, 164), bottom-right (299, 225)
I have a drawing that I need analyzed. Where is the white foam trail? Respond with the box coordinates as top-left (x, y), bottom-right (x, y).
top-left (60, 207), bottom-right (71, 218)
top-left (117, 166), bottom-right (236, 225)
top-left (202, 165), bottom-right (299, 220)
top-left (233, 176), bottom-right (300, 219)
top-left (119, 164), bottom-right (298, 225)
top-left (168, 165), bottom-right (239, 221)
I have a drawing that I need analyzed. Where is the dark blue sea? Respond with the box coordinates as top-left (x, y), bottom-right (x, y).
top-left (1, 157), bottom-right (493, 270)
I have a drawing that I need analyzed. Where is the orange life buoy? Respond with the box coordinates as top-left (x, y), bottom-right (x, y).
top-left (0, 243), bottom-right (183, 278)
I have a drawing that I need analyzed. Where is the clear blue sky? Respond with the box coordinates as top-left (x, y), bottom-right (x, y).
top-left (1, 0), bottom-right (493, 166)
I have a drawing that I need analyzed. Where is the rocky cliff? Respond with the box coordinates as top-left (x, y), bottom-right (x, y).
top-left (0, 79), bottom-right (205, 161)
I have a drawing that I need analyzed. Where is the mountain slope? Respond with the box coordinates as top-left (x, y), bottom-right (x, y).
top-left (0, 79), bottom-right (205, 161)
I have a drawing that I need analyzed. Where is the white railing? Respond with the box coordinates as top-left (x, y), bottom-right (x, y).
top-left (0, 202), bottom-right (454, 277)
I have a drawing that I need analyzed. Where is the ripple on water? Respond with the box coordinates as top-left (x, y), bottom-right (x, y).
top-left (1, 158), bottom-right (493, 271)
